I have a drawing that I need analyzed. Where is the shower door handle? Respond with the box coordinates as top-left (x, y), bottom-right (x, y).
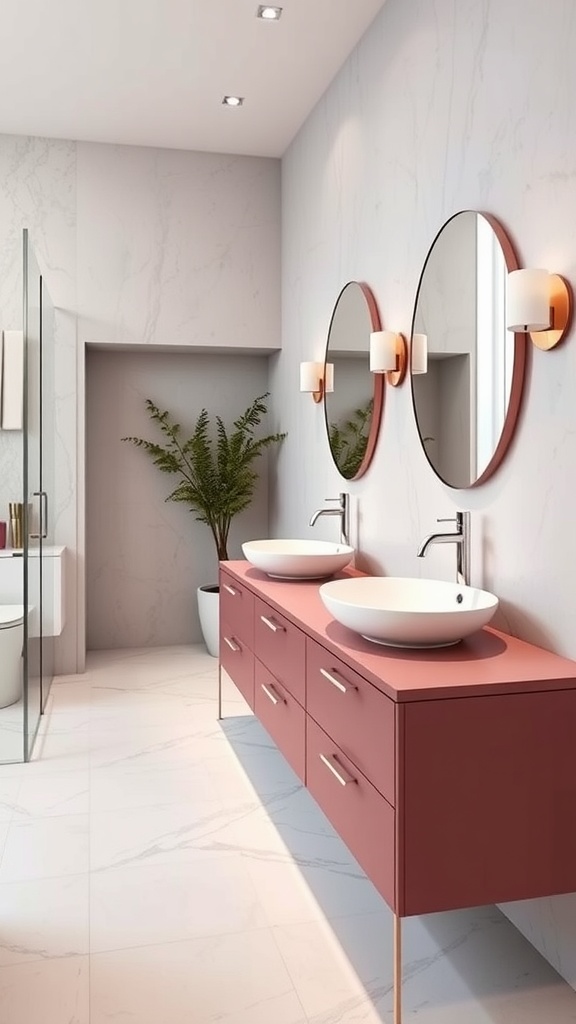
top-left (30, 491), bottom-right (48, 540)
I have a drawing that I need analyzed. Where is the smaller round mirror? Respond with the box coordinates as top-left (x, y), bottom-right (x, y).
top-left (324, 281), bottom-right (383, 480)
top-left (411, 211), bottom-right (525, 488)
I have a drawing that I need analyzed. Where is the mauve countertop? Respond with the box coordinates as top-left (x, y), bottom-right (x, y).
top-left (221, 561), bottom-right (576, 702)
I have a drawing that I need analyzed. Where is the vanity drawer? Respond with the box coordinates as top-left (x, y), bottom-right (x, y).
top-left (306, 715), bottom-right (396, 910)
top-left (254, 598), bottom-right (306, 706)
top-left (254, 660), bottom-right (305, 782)
top-left (306, 638), bottom-right (395, 805)
top-left (220, 618), bottom-right (255, 709)
top-left (220, 571), bottom-right (255, 648)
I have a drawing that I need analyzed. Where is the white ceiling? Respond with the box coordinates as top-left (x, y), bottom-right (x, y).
top-left (0, 0), bottom-right (386, 158)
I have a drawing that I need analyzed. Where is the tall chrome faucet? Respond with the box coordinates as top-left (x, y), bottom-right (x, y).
top-left (417, 511), bottom-right (471, 586)
top-left (309, 492), bottom-right (350, 547)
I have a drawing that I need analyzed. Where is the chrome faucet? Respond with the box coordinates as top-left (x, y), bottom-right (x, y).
top-left (417, 511), bottom-right (471, 586)
top-left (309, 492), bottom-right (350, 546)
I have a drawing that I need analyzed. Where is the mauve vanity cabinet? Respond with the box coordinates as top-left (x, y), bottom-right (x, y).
top-left (219, 562), bottom-right (576, 918)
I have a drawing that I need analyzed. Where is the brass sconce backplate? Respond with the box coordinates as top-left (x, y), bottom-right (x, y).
top-left (386, 333), bottom-right (408, 387)
top-left (529, 274), bottom-right (572, 350)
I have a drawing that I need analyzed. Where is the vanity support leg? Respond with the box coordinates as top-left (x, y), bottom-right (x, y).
top-left (394, 913), bottom-right (402, 1024)
top-left (217, 661), bottom-right (223, 721)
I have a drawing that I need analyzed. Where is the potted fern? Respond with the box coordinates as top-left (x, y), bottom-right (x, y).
top-left (122, 392), bottom-right (286, 655)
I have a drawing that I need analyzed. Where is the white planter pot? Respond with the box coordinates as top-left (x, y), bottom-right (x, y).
top-left (197, 584), bottom-right (220, 658)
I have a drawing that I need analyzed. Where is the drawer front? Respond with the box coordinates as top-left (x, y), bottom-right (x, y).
top-left (254, 598), bottom-right (306, 705)
top-left (307, 638), bottom-right (395, 805)
top-left (254, 660), bottom-right (305, 782)
top-left (220, 571), bottom-right (255, 648)
top-left (306, 716), bottom-right (396, 910)
top-left (220, 619), bottom-right (255, 709)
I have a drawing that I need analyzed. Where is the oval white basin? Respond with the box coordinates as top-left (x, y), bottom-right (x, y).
top-left (319, 576), bottom-right (499, 648)
top-left (242, 539), bottom-right (354, 580)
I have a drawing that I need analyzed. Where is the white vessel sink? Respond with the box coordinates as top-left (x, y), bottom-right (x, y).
top-left (242, 539), bottom-right (354, 580)
top-left (319, 576), bottom-right (499, 648)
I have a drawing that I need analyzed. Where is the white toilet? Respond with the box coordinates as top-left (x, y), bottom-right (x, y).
top-left (0, 604), bottom-right (24, 708)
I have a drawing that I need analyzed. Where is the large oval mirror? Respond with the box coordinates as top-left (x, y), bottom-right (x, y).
top-left (411, 211), bottom-right (525, 488)
top-left (324, 281), bottom-right (383, 480)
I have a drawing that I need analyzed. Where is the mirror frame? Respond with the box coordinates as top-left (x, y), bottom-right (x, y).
top-left (410, 211), bottom-right (526, 489)
top-left (323, 281), bottom-right (384, 480)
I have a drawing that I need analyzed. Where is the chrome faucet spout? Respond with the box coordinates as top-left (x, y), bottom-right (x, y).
top-left (309, 493), bottom-right (350, 546)
top-left (417, 511), bottom-right (470, 587)
top-left (309, 508), bottom-right (339, 527)
top-left (417, 531), bottom-right (460, 557)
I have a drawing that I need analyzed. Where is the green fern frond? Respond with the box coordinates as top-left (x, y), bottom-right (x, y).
top-left (122, 392), bottom-right (286, 561)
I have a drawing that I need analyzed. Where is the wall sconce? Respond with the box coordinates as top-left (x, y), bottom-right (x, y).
top-left (299, 361), bottom-right (334, 403)
top-left (411, 333), bottom-right (428, 375)
top-left (506, 269), bottom-right (572, 350)
top-left (369, 330), bottom-right (407, 387)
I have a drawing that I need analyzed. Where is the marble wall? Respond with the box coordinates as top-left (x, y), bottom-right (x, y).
top-left (0, 136), bottom-right (281, 673)
top-left (274, 0), bottom-right (576, 992)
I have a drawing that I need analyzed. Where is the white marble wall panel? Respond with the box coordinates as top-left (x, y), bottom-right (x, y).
top-left (86, 350), bottom-right (274, 650)
top-left (275, 0), bottom-right (576, 992)
top-left (76, 143), bottom-right (281, 351)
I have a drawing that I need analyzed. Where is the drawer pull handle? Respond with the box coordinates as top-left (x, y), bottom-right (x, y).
top-left (223, 584), bottom-right (239, 596)
top-left (320, 667), bottom-right (355, 694)
top-left (224, 636), bottom-right (241, 652)
top-left (261, 682), bottom-right (284, 706)
top-left (319, 753), bottom-right (356, 787)
top-left (260, 615), bottom-right (285, 633)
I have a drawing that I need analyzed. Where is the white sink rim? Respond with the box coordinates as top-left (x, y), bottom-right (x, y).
top-left (242, 538), bottom-right (354, 580)
top-left (319, 576), bottom-right (499, 648)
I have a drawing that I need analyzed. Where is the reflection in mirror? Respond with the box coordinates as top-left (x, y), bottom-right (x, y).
top-left (324, 281), bottom-right (383, 480)
top-left (411, 211), bottom-right (524, 488)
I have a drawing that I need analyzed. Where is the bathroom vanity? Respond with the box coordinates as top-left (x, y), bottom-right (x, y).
top-left (219, 561), bottom-right (576, 1018)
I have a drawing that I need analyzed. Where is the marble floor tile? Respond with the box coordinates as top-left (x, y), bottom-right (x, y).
top-left (90, 796), bottom-right (249, 872)
top-left (246, 854), bottom-right (383, 928)
top-left (0, 777), bottom-right (22, 823)
top-left (90, 931), bottom-right (308, 1024)
top-left (12, 772), bottom-right (90, 819)
top-left (0, 955), bottom-right (89, 1024)
top-left (0, 814), bottom-right (90, 883)
top-left (0, 874), bottom-right (89, 966)
top-left (89, 721), bottom-right (233, 773)
top-left (90, 762), bottom-right (221, 813)
top-left (90, 856), bottom-right (268, 952)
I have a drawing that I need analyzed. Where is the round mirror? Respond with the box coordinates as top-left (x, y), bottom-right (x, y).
top-left (411, 211), bottom-right (525, 488)
top-left (324, 281), bottom-right (383, 480)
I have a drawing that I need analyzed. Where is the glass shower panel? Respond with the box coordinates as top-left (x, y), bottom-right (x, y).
top-left (23, 229), bottom-right (43, 759)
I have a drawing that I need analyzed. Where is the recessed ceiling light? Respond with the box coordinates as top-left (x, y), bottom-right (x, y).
top-left (222, 95), bottom-right (244, 107)
top-left (256, 5), bottom-right (283, 20)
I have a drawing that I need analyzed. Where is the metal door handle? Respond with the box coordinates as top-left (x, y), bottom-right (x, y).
top-left (320, 667), bottom-right (355, 694)
top-left (260, 615), bottom-right (285, 633)
top-left (29, 491), bottom-right (48, 540)
top-left (223, 584), bottom-right (238, 596)
top-left (319, 753), bottom-right (356, 787)
top-left (224, 636), bottom-right (240, 652)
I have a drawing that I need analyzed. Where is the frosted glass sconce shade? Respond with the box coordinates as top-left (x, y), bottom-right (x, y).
top-left (506, 269), bottom-right (572, 350)
top-left (370, 330), bottom-right (407, 387)
top-left (411, 333), bottom-right (428, 375)
top-left (506, 269), bottom-right (550, 331)
top-left (300, 361), bottom-right (334, 403)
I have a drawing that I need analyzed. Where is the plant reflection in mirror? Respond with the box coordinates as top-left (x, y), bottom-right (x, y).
top-left (329, 398), bottom-right (373, 479)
